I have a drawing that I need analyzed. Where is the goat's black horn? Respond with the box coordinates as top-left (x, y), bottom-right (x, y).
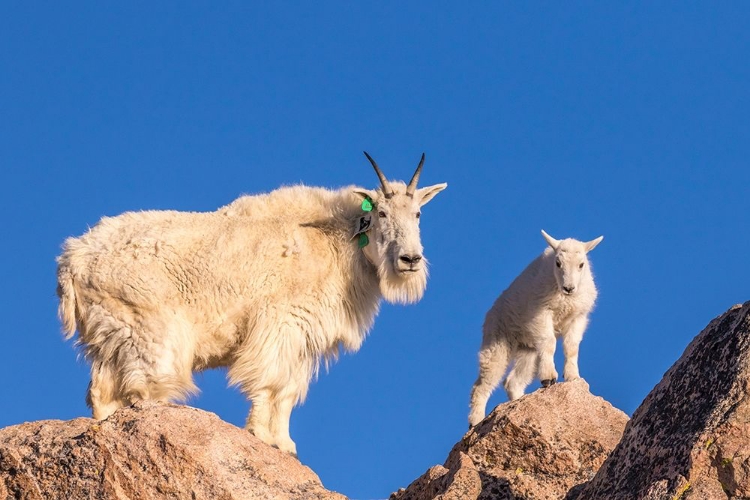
top-left (363, 151), bottom-right (394, 198)
top-left (406, 153), bottom-right (425, 196)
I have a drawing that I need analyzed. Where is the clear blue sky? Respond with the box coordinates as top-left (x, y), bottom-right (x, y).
top-left (1, 3), bottom-right (748, 499)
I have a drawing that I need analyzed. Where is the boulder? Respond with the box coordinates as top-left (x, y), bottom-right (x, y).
top-left (0, 401), bottom-right (346, 500)
top-left (391, 379), bottom-right (628, 500)
top-left (576, 302), bottom-right (750, 499)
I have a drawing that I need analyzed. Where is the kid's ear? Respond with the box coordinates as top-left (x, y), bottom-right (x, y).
top-left (416, 183), bottom-right (447, 207)
top-left (585, 236), bottom-right (604, 252)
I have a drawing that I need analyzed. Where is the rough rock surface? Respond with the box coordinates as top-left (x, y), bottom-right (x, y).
top-left (576, 302), bottom-right (750, 500)
top-left (391, 379), bottom-right (628, 500)
top-left (0, 401), bottom-right (346, 500)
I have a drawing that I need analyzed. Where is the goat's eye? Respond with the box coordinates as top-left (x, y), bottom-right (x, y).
top-left (378, 211), bottom-right (387, 218)
top-left (579, 262), bottom-right (584, 269)
top-left (416, 212), bottom-right (421, 219)
top-left (556, 259), bottom-right (561, 268)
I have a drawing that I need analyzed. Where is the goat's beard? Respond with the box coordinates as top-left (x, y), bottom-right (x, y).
top-left (377, 256), bottom-right (429, 305)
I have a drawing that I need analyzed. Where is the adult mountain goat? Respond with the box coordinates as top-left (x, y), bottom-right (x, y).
top-left (468, 230), bottom-right (603, 427)
top-left (57, 153), bottom-right (447, 455)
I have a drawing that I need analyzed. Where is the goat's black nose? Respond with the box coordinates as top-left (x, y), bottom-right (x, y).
top-left (399, 254), bottom-right (422, 265)
top-left (563, 285), bottom-right (575, 294)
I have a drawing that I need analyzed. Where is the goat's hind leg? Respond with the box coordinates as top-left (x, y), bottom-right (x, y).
top-left (87, 362), bottom-right (126, 420)
top-left (504, 346), bottom-right (537, 400)
top-left (469, 339), bottom-right (511, 427)
top-left (93, 320), bottom-right (194, 416)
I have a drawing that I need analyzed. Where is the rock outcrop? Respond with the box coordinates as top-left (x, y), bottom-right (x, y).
top-left (0, 401), bottom-right (345, 500)
top-left (4, 302), bottom-right (748, 499)
top-left (391, 379), bottom-right (629, 500)
top-left (576, 302), bottom-right (750, 500)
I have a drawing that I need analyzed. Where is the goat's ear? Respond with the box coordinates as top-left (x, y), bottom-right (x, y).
top-left (416, 183), bottom-right (447, 207)
top-left (541, 230), bottom-right (560, 250)
top-left (584, 235), bottom-right (604, 252)
top-left (352, 189), bottom-right (377, 202)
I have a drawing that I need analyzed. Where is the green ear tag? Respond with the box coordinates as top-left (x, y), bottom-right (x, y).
top-left (358, 233), bottom-right (369, 248)
top-left (361, 197), bottom-right (373, 212)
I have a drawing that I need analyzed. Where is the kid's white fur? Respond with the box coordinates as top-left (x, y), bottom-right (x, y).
top-left (468, 230), bottom-right (603, 427)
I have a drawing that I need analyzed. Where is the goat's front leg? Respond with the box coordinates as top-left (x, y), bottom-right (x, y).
top-left (562, 314), bottom-right (589, 381)
top-left (246, 389), bottom-right (275, 446)
top-left (269, 382), bottom-right (299, 457)
top-left (532, 314), bottom-right (557, 386)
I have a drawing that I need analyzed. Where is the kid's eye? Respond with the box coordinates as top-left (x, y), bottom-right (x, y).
top-left (416, 212), bottom-right (421, 219)
top-left (579, 262), bottom-right (584, 269)
top-left (378, 211), bottom-right (387, 218)
top-left (556, 259), bottom-right (561, 268)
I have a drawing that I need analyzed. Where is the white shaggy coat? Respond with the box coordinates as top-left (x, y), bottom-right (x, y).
top-left (57, 164), bottom-right (446, 455)
top-left (468, 230), bottom-right (603, 427)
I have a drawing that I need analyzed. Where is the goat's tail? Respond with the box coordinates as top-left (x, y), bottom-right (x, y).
top-left (56, 259), bottom-right (79, 340)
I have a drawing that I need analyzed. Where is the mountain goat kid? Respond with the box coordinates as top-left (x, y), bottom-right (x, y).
top-left (468, 230), bottom-right (603, 427)
top-left (57, 152), bottom-right (447, 455)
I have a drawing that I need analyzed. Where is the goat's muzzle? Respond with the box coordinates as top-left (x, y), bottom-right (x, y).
top-left (397, 254), bottom-right (423, 273)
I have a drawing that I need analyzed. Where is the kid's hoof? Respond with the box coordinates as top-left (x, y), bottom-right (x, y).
top-left (541, 378), bottom-right (557, 388)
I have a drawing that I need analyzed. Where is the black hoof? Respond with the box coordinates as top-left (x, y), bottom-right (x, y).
top-left (541, 378), bottom-right (557, 388)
